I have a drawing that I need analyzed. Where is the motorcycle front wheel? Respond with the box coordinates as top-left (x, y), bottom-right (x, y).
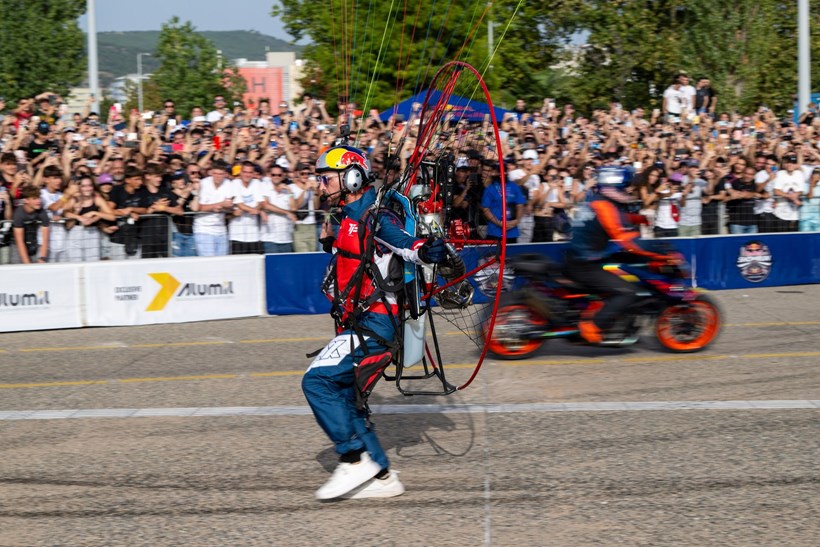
top-left (654, 293), bottom-right (722, 352)
top-left (485, 296), bottom-right (549, 360)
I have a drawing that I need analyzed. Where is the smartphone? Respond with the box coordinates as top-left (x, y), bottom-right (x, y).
top-left (160, 144), bottom-right (173, 154)
top-left (213, 136), bottom-right (221, 150)
top-left (124, 141), bottom-right (139, 149)
top-left (167, 119), bottom-right (177, 128)
top-left (633, 161), bottom-right (643, 170)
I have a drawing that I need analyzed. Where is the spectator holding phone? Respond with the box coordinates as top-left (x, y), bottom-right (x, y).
top-left (754, 155), bottom-right (778, 233)
top-left (290, 163), bottom-right (320, 253)
top-left (772, 154), bottom-right (805, 232)
top-left (653, 172), bottom-right (682, 238)
top-left (39, 165), bottom-right (69, 262)
top-left (169, 170), bottom-right (198, 257)
top-left (228, 161), bottom-right (266, 254)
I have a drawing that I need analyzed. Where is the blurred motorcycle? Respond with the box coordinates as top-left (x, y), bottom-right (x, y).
top-left (484, 252), bottom-right (722, 359)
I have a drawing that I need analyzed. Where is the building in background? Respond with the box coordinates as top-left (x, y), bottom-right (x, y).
top-left (234, 52), bottom-right (303, 111)
top-left (65, 51), bottom-right (303, 116)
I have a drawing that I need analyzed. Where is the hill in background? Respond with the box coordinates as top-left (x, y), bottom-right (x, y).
top-left (97, 30), bottom-right (301, 85)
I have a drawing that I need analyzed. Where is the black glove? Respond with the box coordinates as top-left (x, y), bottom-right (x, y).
top-left (418, 237), bottom-right (447, 264)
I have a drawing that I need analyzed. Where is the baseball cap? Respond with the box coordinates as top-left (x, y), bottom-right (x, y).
top-left (507, 168), bottom-right (527, 182)
top-left (521, 149), bottom-right (538, 161)
top-left (36, 121), bottom-right (51, 135)
top-left (97, 173), bottom-right (113, 185)
top-left (669, 172), bottom-right (684, 183)
top-left (685, 159), bottom-right (700, 167)
top-left (784, 154), bottom-right (798, 163)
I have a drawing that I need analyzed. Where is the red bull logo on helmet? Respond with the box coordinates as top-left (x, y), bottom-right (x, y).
top-left (325, 146), bottom-right (368, 170)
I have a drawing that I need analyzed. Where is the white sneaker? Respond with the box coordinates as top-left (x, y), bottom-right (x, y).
top-left (315, 452), bottom-right (381, 500)
top-left (342, 471), bottom-right (405, 499)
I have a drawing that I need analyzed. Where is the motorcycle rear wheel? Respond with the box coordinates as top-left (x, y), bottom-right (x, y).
top-left (485, 298), bottom-right (549, 360)
top-left (655, 293), bottom-right (721, 353)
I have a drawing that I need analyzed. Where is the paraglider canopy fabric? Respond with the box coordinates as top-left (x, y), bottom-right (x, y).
top-left (379, 89), bottom-right (510, 123)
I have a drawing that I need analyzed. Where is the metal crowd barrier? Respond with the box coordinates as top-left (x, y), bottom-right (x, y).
top-left (1, 199), bottom-right (817, 265)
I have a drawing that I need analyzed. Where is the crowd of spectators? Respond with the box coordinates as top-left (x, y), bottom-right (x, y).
top-left (0, 75), bottom-right (818, 265)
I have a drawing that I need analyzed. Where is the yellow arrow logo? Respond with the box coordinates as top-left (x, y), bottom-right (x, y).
top-left (146, 273), bottom-right (181, 312)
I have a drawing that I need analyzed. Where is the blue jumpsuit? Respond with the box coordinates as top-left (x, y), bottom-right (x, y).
top-left (301, 188), bottom-right (422, 471)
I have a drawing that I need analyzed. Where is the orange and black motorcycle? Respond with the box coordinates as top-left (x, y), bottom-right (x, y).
top-left (485, 252), bottom-right (722, 359)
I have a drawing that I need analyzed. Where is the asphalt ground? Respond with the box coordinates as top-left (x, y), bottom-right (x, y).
top-left (1, 285), bottom-right (819, 546)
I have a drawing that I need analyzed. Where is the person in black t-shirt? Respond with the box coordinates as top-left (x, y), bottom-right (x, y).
top-left (694, 77), bottom-right (717, 118)
top-left (140, 164), bottom-right (182, 258)
top-left (108, 166), bottom-right (148, 260)
top-left (170, 171), bottom-right (198, 257)
top-left (726, 166), bottom-right (761, 234)
top-left (12, 185), bottom-right (50, 263)
top-left (27, 122), bottom-right (57, 163)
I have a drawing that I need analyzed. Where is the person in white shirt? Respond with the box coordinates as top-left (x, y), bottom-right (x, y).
top-left (260, 166), bottom-right (297, 253)
top-left (514, 150), bottom-right (542, 244)
top-left (771, 155), bottom-right (805, 232)
top-left (654, 173), bottom-right (683, 237)
top-left (191, 161), bottom-right (234, 256)
top-left (677, 73), bottom-right (696, 118)
top-left (229, 161), bottom-right (267, 254)
top-left (753, 155), bottom-right (778, 233)
top-left (662, 80), bottom-right (684, 123)
top-left (39, 165), bottom-right (68, 262)
top-left (206, 95), bottom-right (229, 124)
top-left (799, 166), bottom-right (819, 232)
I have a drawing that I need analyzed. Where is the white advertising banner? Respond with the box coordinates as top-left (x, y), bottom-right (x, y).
top-left (84, 256), bottom-right (264, 326)
top-left (0, 264), bottom-right (83, 332)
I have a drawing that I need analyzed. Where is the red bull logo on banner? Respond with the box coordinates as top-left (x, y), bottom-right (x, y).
top-left (737, 241), bottom-right (773, 283)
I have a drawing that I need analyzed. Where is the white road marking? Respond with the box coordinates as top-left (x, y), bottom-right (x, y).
top-left (1, 400), bottom-right (818, 421)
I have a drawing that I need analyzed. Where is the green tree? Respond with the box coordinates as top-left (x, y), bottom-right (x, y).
top-left (272, 0), bottom-right (559, 112)
top-left (0, 0), bottom-right (86, 100)
top-left (680, 0), bottom-right (820, 113)
top-left (147, 17), bottom-right (246, 116)
top-left (273, 0), bottom-right (819, 118)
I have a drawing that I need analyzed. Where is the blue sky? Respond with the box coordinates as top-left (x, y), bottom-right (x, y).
top-left (79, 0), bottom-right (291, 40)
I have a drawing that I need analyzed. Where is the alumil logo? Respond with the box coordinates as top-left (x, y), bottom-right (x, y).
top-left (146, 273), bottom-right (235, 312)
top-left (0, 291), bottom-right (50, 309)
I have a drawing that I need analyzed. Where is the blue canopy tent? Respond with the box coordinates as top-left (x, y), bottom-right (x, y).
top-left (379, 90), bottom-right (510, 123)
